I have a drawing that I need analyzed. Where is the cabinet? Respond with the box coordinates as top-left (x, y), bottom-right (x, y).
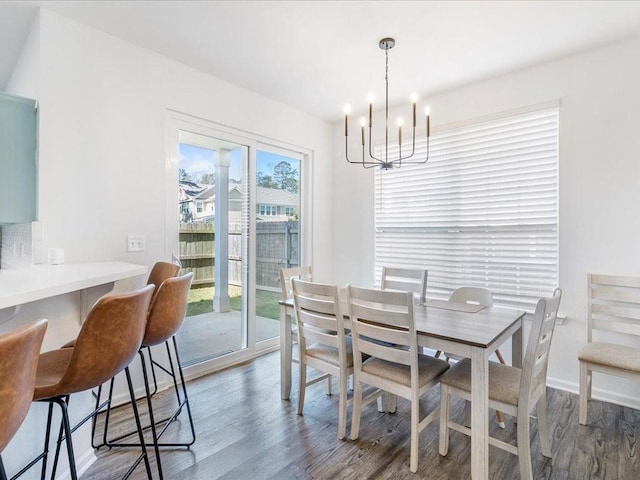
top-left (0, 91), bottom-right (37, 225)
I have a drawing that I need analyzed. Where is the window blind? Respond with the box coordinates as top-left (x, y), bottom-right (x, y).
top-left (374, 104), bottom-right (559, 311)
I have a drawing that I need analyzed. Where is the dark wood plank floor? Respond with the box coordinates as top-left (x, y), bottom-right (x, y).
top-left (81, 351), bottom-right (640, 479)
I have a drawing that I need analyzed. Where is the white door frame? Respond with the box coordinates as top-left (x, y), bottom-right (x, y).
top-left (165, 109), bottom-right (312, 380)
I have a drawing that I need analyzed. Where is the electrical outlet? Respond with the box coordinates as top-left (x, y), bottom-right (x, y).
top-left (127, 235), bottom-right (145, 252)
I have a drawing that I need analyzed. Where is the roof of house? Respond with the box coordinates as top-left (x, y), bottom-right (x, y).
top-left (179, 181), bottom-right (297, 206)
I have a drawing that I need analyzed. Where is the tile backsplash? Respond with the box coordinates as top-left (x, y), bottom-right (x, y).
top-left (0, 222), bottom-right (33, 269)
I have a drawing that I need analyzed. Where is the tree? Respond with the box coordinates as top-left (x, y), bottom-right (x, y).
top-left (257, 171), bottom-right (278, 189)
top-left (272, 161), bottom-right (298, 193)
top-left (200, 173), bottom-right (214, 185)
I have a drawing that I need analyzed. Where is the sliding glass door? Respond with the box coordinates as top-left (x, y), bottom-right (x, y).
top-left (176, 131), bottom-right (249, 365)
top-left (255, 148), bottom-right (302, 343)
top-left (166, 113), bottom-right (308, 375)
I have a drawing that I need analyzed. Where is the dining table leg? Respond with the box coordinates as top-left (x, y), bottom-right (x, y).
top-left (280, 303), bottom-right (292, 400)
top-left (511, 322), bottom-right (523, 368)
top-left (470, 347), bottom-right (489, 480)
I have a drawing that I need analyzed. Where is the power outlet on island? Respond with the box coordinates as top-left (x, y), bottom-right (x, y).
top-left (127, 235), bottom-right (146, 252)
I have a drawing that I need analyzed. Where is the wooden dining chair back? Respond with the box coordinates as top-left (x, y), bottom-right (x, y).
top-left (347, 285), bottom-right (450, 472)
top-left (280, 265), bottom-right (312, 301)
top-left (380, 266), bottom-right (428, 304)
top-left (439, 288), bottom-right (562, 480)
top-left (279, 266), bottom-right (316, 394)
top-left (292, 278), bottom-right (351, 439)
top-left (579, 274), bottom-right (640, 425)
top-left (0, 320), bottom-right (47, 480)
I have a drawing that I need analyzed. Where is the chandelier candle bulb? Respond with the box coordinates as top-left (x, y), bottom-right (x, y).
top-left (360, 118), bottom-right (366, 145)
top-left (398, 118), bottom-right (403, 146)
top-left (411, 94), bottom-right (417, 127)
top-left (344, 105), bottom-right (350, 137)
top-left (425, 106), bottom-right (431, 137)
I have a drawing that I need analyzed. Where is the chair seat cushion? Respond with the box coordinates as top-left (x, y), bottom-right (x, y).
top-left (439, 358), bottom-right (522, 406)
top-left (578, 342), bottom-right (640, 373)
top-left (34, 348), bottom-right (74, 400)
top-left (306, 336), bottom-right (354, 367)
top-left (361, 353), bottom-right (450, 388)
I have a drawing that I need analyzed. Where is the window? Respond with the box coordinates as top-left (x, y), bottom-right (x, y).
top-left (285, 206), bottom-right (295, 217)
top-left (196, 201), bottom-right (203, 213)
top-left (375, 103), bottom-right (559, 311)
top-left (259, 204), bottom-right (277, 216)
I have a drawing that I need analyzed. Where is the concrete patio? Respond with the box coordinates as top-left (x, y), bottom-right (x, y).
top-left (176, 310), bottom-right (281, 366)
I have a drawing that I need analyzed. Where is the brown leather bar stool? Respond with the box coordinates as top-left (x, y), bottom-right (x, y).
top-left (0, 320), bottom-right (48, 480)
top-left (100, 272), bottom-right (194, 480)
top-left (24, 285), bottom-right (155, 480)
top-left (63, 260), bottom-right (180, 397)
top-left (140, 261), bottom-right (180, 395)
top-left (146, 262), bottom-right (180, 296)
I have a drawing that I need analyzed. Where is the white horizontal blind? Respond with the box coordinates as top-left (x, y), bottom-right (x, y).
top-left (374, 105), bottom-right (559, 311)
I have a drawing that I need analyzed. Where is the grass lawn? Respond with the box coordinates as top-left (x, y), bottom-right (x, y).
top-left (187, 286), bottom-right (281, 320)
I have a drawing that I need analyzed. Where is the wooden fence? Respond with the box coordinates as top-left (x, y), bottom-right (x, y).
top-left (179, 221), bottom-right (299, 290)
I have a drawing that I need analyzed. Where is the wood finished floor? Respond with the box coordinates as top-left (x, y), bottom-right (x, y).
top-left (81, 351), bottom-right (640, 479)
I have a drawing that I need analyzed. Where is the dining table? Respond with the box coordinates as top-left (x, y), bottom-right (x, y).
top-left (279, 293), bottom-right (525, 480)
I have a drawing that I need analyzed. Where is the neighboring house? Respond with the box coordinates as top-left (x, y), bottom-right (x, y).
top-left (256, 186), bottom-right (298, 221)
top-left (179, 181), bottom-right (297, 223)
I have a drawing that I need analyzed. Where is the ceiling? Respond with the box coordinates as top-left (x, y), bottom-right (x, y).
top-left (2, 1), bottom-right (640, 122)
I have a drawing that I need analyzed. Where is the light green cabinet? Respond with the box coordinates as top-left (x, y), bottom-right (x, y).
top-left (0, 91), bottom-right (37, 225)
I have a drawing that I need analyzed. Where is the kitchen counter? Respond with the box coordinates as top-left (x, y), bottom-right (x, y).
top-left (0, 261), bottom-right (147, 310)
top-left (0, 260), bottom-right (149, 475)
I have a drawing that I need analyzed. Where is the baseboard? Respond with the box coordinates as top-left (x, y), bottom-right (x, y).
top-left (108, 378), bottom-right (169, 407)
top-left (55, 448), bottom-right (96, 480)
top-left (547, 376), bottom-right (640, 410)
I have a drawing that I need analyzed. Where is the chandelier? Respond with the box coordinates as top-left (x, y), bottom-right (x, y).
top-left (344, 37), bottom-right (431, 170)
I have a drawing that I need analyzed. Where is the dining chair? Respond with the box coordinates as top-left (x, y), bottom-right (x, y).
top-left (380, 266), bottom-right (428, 304)
top-left (0, 320), bottom-right (48, 480)
top-left (578, 274), bottom-right (640, 425)
top-left (347, 284), bottom-right (450, 473)
top-left (435, 286), bottom-right (507, 428)
top-left (292, 278), bottom-right (352, 440)
top-left (280, 266), bottom-right (332, 394)
top-left (22, 285), bottom-right (155, 480)
top-left (98, 272), bottom-right (194, 480)
top-left (280, 265), bottom-right (312, 301)
top-left (438, 288), bottom-right (562, 480)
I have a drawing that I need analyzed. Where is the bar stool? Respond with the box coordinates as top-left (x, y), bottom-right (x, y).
top-left (100, 272), bottom-right (194, 480)
top-left (147, 262), bottom-right (180, 298)
top-left (0, 320), bottom-right (48, 480)
top-left (139, 261), bottom-right (180, 395)
top-left (24, 285), bottom-right (155, 480)
top-left (62, 261), bottom-right (179, 350)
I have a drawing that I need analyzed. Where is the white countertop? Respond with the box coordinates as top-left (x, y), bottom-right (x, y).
top-left (0, 261), bottom-right (148, 310)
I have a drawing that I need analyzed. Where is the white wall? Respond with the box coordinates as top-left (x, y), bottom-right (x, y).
top-left (8, 9), bottom-right (334, 280)
top-left (2, 8), bottom-right (334, 479)
top-left (333, 33), bottom-right (640, 408)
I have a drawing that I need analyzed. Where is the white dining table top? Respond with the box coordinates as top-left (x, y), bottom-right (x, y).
top-left (280, 296), bottom-right (525, 349)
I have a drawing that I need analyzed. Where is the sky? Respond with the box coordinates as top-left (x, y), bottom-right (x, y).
top-left (179, 143), bottom-right (298, 184)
